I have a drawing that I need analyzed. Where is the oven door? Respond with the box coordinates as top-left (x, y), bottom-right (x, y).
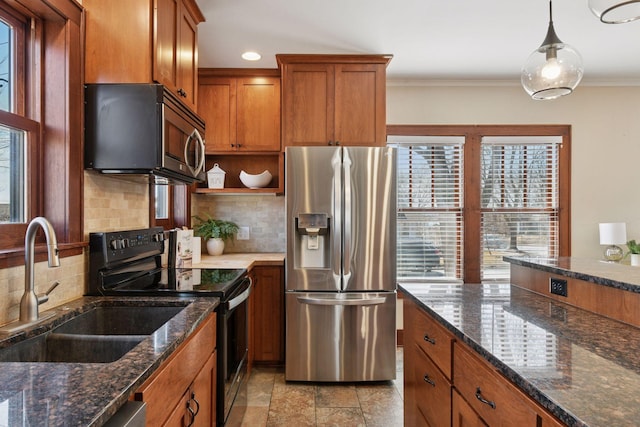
top-left (218, 276), bottom-right (252, 426)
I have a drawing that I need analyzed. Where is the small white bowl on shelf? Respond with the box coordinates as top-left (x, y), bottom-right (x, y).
top-left (239, 170), bottom-right (272, 188)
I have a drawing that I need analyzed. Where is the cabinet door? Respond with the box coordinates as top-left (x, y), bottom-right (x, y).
top-left (334, 63), bottom-right (387, 146)
top-left (236, 77), bottom-right (281, 151)
top-left (164, 387), bottom-right (192, 427)
top-left (252, 266), bottom-right (284, 363)
top-left (154, 0), bottom-right (178, 90)
top-left (282, 63), bottom-right (335, 146)
top-left (199, 78), bottom-right (237, 153)
top-left (177, 3), bottom-right (198, 109)
top-left (191, 351), bottom-right (216, 427)
top-left (453, 390), bottom-right (488, 427)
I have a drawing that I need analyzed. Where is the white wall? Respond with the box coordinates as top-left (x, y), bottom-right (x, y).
top-left (386, 82), bottom-right (640, 259)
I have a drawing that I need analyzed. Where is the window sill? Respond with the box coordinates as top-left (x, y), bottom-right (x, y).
top-left (0, 242), bottom-right (87, 269)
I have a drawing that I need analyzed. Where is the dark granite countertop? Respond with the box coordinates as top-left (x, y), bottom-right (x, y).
top-left (0, 296), bottom-right (219, 426)
top-left (400, 282), bottom-right (640, 427)
top-left (505, 256), bottom-right (640, 294)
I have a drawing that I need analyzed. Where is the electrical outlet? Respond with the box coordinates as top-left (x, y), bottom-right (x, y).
top-left (549, 277), bottom-right (568, 297)
top-left (237, 226), bottom-right (250, 240)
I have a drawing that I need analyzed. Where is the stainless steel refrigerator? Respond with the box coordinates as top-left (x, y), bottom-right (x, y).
top-left (285, 146), bottom-right (397, 382)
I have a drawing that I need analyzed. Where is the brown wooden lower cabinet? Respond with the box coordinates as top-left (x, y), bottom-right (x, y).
top-left (403, 295), bottom-right (566, 427)
top-left (250, 266), bottom-right (285, 364)
top-left (134, 314), bottom-right (216, 426)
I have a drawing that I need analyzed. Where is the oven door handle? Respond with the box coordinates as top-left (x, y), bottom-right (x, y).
top-left (227, 277), bottom-right (252, 310)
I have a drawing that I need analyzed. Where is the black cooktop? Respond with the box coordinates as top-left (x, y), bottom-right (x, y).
top-left (102, 267), bottom-right (247, 299)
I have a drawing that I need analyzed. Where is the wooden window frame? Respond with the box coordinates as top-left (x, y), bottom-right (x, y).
top-left (388, 124), bottom-right (571, 283)
top-left (149, 184), bottom-right (191, 230)
top-left (0, 0), bottom-right (84, 268)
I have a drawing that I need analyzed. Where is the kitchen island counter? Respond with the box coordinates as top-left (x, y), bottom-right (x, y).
top-left (0, 296), bottom-right (219, 426)
top-left (193, 252), bottom-right (285, 269)
top-left (401, 281), bottom-right (640, 427)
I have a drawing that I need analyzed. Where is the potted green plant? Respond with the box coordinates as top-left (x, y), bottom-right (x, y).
top-left (627, 240), bottom-right (640, 266)
top-left (193, 215), bottom-right (239, 256)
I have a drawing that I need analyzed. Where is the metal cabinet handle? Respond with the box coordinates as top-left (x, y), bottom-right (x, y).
top-left (191, 392), bottom-right (200, 416)
top-left (475, 387), bottom-right (496, 409)
top-left (423, 374), bottom-right (435, 387)
top-left (186, 400), bottom-right (196, 427)
top-left (423, 334), bottom-right (436, 345)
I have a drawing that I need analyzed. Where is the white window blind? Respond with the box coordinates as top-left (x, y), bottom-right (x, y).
top-left (480, 136), bottom-right (561, 281)
top-left (390, 136), bottom-right (464, 281)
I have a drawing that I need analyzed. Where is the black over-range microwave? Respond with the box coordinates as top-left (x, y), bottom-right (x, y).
top-left (84, 83), bottom-right (206, 184)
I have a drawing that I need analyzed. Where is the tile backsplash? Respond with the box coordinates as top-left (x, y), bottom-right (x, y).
top-left (193, 195), bottom-right (286, 253)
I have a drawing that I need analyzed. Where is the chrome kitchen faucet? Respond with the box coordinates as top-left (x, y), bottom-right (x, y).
top-left (0, 217), bottom-right (60, 334)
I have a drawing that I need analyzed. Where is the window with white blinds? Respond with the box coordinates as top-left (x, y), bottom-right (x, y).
top-left (480, 136), bottom-right (561, 281)
top-left (391, 136), bottom-right (464, 281)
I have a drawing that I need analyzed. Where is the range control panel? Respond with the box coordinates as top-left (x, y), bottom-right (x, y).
top-left (89, 227), bottom-right (166, 266)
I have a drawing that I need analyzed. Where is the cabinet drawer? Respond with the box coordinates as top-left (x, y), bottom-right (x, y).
top-left (411, 306), bottom-right (454, 379)
top-left (415, 345), bottom-right (452, 427)
top-left (453, 343), bottom-right (538, 427)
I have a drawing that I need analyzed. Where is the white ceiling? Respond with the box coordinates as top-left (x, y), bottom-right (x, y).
top-left (195, 0), bottom-right (640, 84)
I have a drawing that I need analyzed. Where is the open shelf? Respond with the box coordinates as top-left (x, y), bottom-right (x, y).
top-left (194, 152), bottom-right (284, 195)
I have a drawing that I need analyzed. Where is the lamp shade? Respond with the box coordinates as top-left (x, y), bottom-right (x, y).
top-left (599, 222), bottom-right (627, 245)
top-left (588, 0), bottom-right (640, 23)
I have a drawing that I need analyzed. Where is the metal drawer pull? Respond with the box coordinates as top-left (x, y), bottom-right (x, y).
top-left (423, 334), bottom-right (436, 345)
top-left (423, 374), bottom-right (436, 387)
top-left (475, 387), bottom-right (496, 409)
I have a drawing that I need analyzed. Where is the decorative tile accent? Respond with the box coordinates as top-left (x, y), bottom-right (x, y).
top-left (193, 195), bottom-right (285, 253)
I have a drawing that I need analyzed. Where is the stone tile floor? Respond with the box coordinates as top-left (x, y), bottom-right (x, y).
top-left (241, 347), bottom-right (404, 426)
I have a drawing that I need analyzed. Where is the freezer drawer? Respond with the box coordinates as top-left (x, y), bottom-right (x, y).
top-left (285, 292), bottom-right (396, 382)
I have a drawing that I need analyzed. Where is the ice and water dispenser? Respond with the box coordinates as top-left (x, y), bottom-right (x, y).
top-left (294, 213), bottom-right (330, 268)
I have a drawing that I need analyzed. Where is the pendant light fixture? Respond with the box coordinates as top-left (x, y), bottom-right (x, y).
top-left (588, 0), bottom-right (640, 23)
top-left (521, 1), bottom-right (584, 100)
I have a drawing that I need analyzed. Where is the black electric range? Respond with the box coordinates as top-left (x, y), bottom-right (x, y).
top-left (88, 227), bottom-right (251, 427)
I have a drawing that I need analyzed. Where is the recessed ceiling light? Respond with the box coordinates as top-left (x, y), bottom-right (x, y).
top-left (241, 51), bottom-right (261, 61)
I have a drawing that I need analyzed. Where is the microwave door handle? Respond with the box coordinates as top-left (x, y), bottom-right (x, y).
top-left (184, 129), bottom-right (205, 176)
top-left (183, 130), bottom-right (196, 176)
top-left (193, 129), bottom-right (206, 175)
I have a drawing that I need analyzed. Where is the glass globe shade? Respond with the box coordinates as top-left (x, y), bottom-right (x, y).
top-left (588, 0), bottom-right (640, 23)
top-left (521, 42), bottom-right (584, 100)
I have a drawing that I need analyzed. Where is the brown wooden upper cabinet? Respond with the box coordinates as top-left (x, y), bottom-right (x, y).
top-left (277, 54), bottom-right (392, 147)
top-left (198, 70), bottom-right (281, 153)
top-left (84, 0), bottom-right (204, 111)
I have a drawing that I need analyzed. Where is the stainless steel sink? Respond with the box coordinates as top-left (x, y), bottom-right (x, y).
top-left (0, 332), bottom-right (144, 363)
top-left (0, 304), bottom-right (187, 363)
top-left (52, 305), bottom-right (185, 336)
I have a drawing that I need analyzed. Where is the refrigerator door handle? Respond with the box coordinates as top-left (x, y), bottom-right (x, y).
top-left (342, 148), bottom-right (352, 281)
top-left (296, 296), bottom-right (387, 306)
top-left (331, 149), bottom-right (342, 279)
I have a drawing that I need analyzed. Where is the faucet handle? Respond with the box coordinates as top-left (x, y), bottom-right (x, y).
top-left (37, 281), bottom-right (60, 305)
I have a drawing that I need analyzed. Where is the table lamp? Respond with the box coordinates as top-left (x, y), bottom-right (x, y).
top-left (599, 222), bottom-right (627, 262)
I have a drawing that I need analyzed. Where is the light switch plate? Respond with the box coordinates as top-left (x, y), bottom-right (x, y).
top-left (237, 226), bottom-right (250, 240)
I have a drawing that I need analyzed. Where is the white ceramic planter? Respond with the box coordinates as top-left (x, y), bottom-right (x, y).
top-left (206, 238), bottom-right (225, 256)
top-left (631, 253), bottom-right (640, 266)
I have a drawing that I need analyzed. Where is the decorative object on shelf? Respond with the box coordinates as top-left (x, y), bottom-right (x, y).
top-left (521, 0), bottom-right (583, 100)
top-left (239, 169), bottom-right (272, 188)
top-left (599, 222), bottom-right (627, 262)
top-left (193, 215), bottom-right (239, 256)
top-left (588, 0), bottom-right (640, 23)
top-left (207, 163), bottom-right (226, 189)
top-left (626, 240), bottom-right (640, 266)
